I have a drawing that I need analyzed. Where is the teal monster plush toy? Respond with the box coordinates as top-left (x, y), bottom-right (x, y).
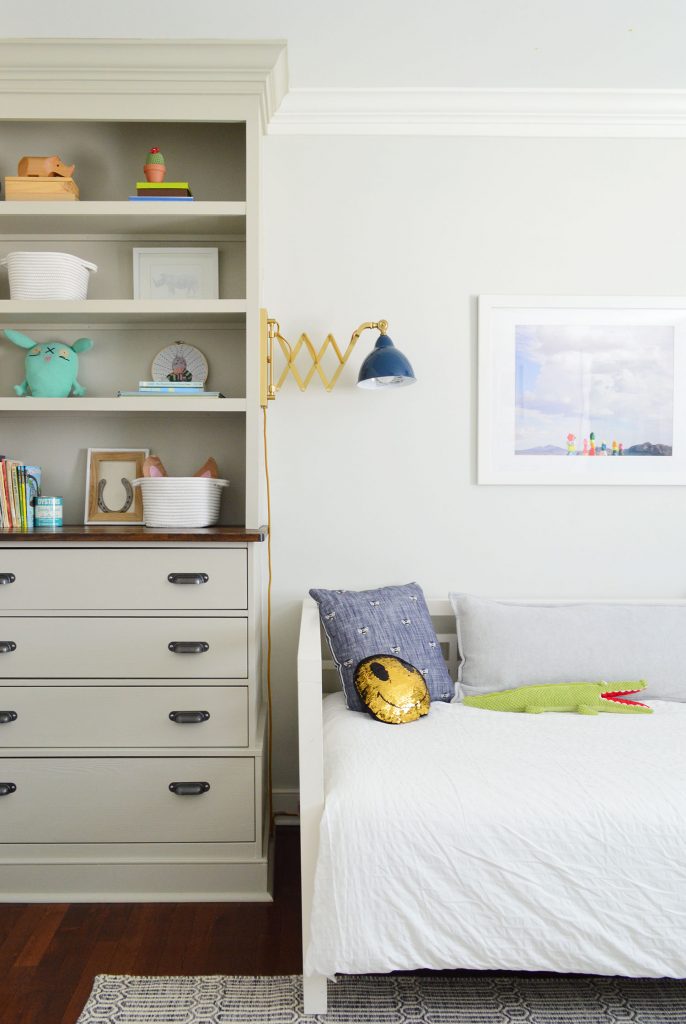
top-left (4, 329), bottom-right (93, 397)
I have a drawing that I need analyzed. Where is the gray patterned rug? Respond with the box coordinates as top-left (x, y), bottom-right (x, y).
top-left (76, 972), bottom-right (686, 1023)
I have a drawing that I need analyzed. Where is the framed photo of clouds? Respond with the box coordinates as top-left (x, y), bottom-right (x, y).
top-left (478, 296), bottom-right (686, 484)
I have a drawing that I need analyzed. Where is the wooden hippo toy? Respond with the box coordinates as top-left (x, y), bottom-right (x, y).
top-left (17, 155), bottom-right (75, 178)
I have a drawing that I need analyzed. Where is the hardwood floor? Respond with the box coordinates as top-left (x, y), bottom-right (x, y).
top-left (0, 827), bottom-right (302, 1024)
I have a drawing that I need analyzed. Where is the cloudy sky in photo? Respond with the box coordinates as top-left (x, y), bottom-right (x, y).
top-left (515, 324), bottom-right (675, 452)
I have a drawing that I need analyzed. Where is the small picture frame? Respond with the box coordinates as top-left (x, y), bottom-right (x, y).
top-left (132, 247), bottom-right (219, 300)
top-left (85, 448), bottom-right (149, 525)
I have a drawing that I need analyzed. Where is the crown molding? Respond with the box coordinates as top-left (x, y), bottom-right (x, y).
top-left (268, 87), bottom-right (686, 137)
top-left (0, 39), bottom-right (289, 129)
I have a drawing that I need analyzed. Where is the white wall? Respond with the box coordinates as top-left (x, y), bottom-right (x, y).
top-left (264, 134), bottom-right (686, 788)
top-left (4, 0), bottom-right (686, 88)
top-left (3, 2), bottom-right (686, 794)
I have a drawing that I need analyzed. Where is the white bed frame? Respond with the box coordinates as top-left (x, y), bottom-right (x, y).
top-left (297, 596), bottom-right (458, 1015)
top-left (297, 593), bottom-right (686, 1014)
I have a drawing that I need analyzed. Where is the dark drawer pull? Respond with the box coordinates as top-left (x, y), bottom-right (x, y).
top-left (0, 574), bottom-right (15, 585)
top-left (0, 711), bottom-right (17, 725)
top-left (167, 573), bottom-right (209, 585)
top-left (0, 783), bottom-right (16, 797)
top-left (168, 641), bottom-right (209, 654)
top-left (0, 642), bottom-right (16, 654)
top-left (169, 781), bottom-right (210, 796)
top-left (169, 710), bottom-right (210, 724)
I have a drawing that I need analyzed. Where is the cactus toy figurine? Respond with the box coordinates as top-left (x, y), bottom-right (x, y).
top-left (144, 147), bottom-right (166, 183)
top-left (4, 329), bottom-right (93, 397)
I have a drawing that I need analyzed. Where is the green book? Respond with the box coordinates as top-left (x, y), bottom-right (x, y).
top-left (136, 182), bottom-right (190, 189)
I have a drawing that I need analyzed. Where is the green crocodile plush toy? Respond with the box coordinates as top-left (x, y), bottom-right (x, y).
top-left (464, 680), bottom-right (652, 715)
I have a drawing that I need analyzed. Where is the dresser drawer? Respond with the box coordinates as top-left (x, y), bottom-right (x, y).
top-left (0, 548), bottom-right (247, 611)
top-left (0, 686), bottom-right (248, 748)
top-left (0, 618), bottom-right (247, 679)
top-left (0, 756), bottom-right (255, 843)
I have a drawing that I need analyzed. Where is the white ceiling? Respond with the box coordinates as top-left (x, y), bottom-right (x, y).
top-left (3, 0), bottom-right (686, 90)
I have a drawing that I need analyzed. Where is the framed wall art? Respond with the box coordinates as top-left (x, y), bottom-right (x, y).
top-left (478, 296), bottom-right (686, 485)
top-left (85, 448), bottom-right (149, 524)
top-left (152, 341), bottom-right (209, 383)
top-left (132, 247), bottom-right (219, 300)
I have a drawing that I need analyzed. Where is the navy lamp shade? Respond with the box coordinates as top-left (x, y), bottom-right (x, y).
top-left (357, 332), bottom-right (417, 389)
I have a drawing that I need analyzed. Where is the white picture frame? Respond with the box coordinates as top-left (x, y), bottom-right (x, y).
top-left (132, 247), bottom-right (219, 300)
top-left (478, 296), bottom-right (686, 485)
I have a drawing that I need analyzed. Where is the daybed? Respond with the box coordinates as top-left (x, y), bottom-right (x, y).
top-left (297, 595), bottom-right (686, 1015)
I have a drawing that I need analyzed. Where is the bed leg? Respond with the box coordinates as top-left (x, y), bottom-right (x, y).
top-left (302, 973), bottom-right (328, 1015)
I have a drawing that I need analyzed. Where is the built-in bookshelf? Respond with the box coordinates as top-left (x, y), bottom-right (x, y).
top-left (0, 118), bottom-right (254, 524)
top-left (0, 39), bottom-right (287, 903)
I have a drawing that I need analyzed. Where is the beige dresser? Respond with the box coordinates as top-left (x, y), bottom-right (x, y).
top-left (0, 527), bottom-right (270, 902)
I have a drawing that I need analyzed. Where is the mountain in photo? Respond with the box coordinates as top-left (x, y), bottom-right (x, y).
top-left (625, 442), bottom-right (672, 456)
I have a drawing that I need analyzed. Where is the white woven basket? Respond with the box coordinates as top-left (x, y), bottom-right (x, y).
top-left (1, 251), bottom-right (97, 300)
top-left (132, 477), bottom-right (229, 529)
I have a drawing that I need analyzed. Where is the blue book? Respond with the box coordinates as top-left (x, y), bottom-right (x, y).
top-left (128, 196), bottom-right (195, 202)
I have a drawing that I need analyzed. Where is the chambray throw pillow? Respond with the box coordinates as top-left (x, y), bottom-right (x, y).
top-left (309, 583), bottom-right (454, 712)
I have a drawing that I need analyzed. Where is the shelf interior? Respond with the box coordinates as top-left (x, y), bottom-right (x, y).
top-left (0, 121), bottom-right (246, 202)
top-left (0, 322), bottom-right (246, 399)
top-left (0, 116), bottom-right (254, 528)
top-left (0, 409), bottom-right (247, 526)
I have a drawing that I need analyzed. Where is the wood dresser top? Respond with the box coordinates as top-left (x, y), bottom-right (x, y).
top-left (0, 525), bottom-right (267, 543)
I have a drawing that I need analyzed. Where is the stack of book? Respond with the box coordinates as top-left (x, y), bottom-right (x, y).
top-left (117, 381), bottom-right (224, 398)
top-left (128, 182), bottom-right (194, 202)
top-left (0, 457), bottom-right (41, 529)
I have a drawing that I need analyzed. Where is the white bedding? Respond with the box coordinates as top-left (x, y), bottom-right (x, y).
top-left (306, 693), bottom-right (686, 978)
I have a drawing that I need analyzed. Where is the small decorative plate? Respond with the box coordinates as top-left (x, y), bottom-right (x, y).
top-left (152, 341), bottom-right (209, 384)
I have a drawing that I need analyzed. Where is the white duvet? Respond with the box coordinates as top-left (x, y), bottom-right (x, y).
top-left (306, 694), bottom-right (686, 978)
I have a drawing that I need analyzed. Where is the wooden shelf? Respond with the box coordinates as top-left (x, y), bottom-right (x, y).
top-left (0, 397), bottom-right (247, 413)
top-left (0, 524), bottom-right (267, 543)
top-left (0, 201), bottom-right (247, 236)
top-left (0, 300), bottom-right (246, 324)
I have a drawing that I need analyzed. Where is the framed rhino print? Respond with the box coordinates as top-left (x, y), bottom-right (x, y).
top-left (132, 248), bottom-right (219, 300)
top-left (478, 296), bottom-right (686, 485)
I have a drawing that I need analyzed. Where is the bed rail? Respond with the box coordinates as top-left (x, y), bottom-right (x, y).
top-left (297, 598), bottom-right (328, 1014)
top-left (297, 595), bottom-right (457, 1013)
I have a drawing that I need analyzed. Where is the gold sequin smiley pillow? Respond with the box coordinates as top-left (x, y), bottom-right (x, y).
top-left (354, 655), bottom-right (430, 724)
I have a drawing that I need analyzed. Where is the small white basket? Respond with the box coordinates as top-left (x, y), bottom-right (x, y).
top-left (132, 477), bottom-right (229, 529)
top-left (1, 251), bottom-right (97, 300)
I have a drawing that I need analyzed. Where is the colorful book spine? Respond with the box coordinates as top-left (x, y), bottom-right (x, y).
top-left (0, 460), bottom-right (8, 528)
top-left (8, 462), bottom-right (20, 528)
top-left (117, 390), bottom-right (223, 398)
top-left (128, 196), bottom-right (195, 202)
top-left (18, 467), bottom-right (26, 528)
top-left (139, 380), bottom-right (201, 388)
top-left (0, 460), bottom-right (41, 528)
top-left (135, 182), bottom-right (192, 196)
top-left (139, 386), bottom-right (205, 393)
